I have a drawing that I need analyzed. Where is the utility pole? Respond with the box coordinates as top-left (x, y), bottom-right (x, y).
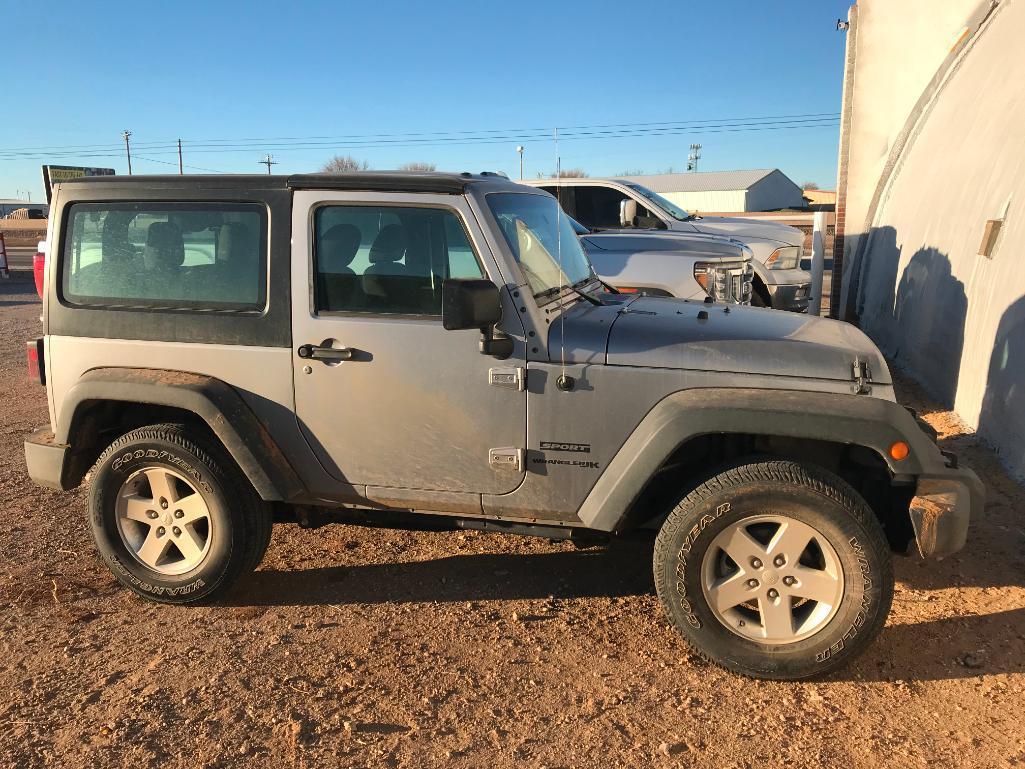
top-left (687, 143), bottom-right (702, 172)
top-left (516, 145), bottom-right (524, 180)
top-left (260, 154), bottom-right (277, 174)
top-left (177, 139), bottom-right (184, 175)
top-left (122, 130), bottom-right (133, 175)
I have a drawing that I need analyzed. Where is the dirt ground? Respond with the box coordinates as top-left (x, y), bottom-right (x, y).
top-left (1, 275), bottom-right (1024, 769)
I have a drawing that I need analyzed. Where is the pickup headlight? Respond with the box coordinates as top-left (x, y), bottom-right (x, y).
top-left (765, 246), bottom-right (800, 270)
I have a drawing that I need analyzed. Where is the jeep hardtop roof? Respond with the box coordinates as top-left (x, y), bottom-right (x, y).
top-left (57, 171), bottom-right (528, 195)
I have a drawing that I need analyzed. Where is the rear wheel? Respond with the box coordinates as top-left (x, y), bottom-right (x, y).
top-left (88, 424), bottom-right (272, 604)
top-left (653, 460), bottom-right (893, 679)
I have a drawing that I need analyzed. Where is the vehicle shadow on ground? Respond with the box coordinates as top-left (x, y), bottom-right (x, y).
top-left (228, 538), bottom-right (657, 607)
top-left (840, 605), bottom-right (1025, 683)
top-left (0, 298), bottom-right (40, 308)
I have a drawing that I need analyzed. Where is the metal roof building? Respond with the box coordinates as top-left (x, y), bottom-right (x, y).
top-left (618, 168), bottom-right (805, 213)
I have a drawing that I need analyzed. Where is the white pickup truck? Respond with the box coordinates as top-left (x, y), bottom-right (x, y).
top-left (568, 216), bottom-right (754, 304)
top-left (524, 178), bottom-right (811, 311)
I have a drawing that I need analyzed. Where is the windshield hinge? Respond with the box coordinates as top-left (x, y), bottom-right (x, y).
top-left (489, 367), bottom-right (526, 391)
top-left (489, 447), bottom-right (525, 472)
top-left (851, 357), bottom-right (873, 395)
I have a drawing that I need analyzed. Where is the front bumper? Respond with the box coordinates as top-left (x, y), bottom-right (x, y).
top-left (908, 469), bottom-right (983, 560)
top-left (898, 407), bottom-right (983, 559)
top-left (24, 427), bottom-right (70, 491)
top-left (766, 281), bottom-right (811, 312)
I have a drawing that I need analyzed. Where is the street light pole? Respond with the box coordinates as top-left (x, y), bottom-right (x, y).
top-left (178, 139), bottom-right (184, 174)
top-left (516, 146), bottom-right (524, 180)
top-left (122, 130), bottom-right (133, 175)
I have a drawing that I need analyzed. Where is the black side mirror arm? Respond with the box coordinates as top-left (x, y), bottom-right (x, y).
top-left (479, 325), bottom-right (514, 359)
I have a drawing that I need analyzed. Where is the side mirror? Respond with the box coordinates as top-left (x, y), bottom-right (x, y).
top-left (442, 278), bottom-right (502, 330)
top-left (619, 199), bottom-right (638, 228)
top-left (442, 279), bottom-right (513, 359)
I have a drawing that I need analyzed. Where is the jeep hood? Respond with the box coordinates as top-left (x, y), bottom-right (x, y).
top-left (556, 296), bottom-right (890, 384)
top-left (690, 216), bottom-right (804, 248)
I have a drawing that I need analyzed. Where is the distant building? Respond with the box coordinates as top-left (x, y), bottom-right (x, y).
top-left (0, 199), bottom-right (48, 219)
top-left (619, 169), bottom-right (805, 213)
top-left (802, 189), bottom-right (837, 208)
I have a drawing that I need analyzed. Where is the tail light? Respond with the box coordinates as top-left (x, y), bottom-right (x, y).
top-left (33, 241), bottom-right (46, 298)
top-left (26, 338), bottom-right (45, 385)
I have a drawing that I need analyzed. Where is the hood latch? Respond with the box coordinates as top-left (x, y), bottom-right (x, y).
top-left (851, 357), bottom-right (873, 395)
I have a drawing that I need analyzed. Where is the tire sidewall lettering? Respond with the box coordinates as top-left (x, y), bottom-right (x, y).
top-left (111, 449), bottom-right (213, 494)
top-left (814, 536), bottom-right (875, 663)
top-left (674, 502), bottom-right (731, 629)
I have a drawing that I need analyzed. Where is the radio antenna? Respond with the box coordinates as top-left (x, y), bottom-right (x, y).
top-left (554, 126), bottom-right (567, 386)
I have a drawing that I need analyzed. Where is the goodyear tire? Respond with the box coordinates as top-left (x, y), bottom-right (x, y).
top-left (88, 424), bottom-right (272, 604)
top-left (653, 460), bottom-right (893, 679)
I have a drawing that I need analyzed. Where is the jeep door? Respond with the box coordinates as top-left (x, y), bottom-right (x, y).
top-left (290, 190), bottom-right (526, 496)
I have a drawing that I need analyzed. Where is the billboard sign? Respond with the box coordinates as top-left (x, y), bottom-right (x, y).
top-left (42, 165), bottom-right (116, 202)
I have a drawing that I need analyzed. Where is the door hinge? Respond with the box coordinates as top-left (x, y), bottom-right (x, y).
top-left (489, 367), bottom-right (526, 391)
top-left (851, 356), bottom-right (873, 395)
top-left (489, 447), bottom-right (525, 472)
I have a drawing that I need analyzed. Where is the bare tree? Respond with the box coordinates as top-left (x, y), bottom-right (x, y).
top-left (552, 168), bottom-right (588, 178)
top-left (802, 181), bottom-right (821, 190)
top-left (616, 168), bottom-right (645, 176)
top-left (321, 155), bottom-right (370, 173)
top-left (398, 161), bottom-right (436, 172)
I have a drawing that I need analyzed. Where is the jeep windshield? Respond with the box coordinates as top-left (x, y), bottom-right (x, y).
top-left (487, 192), bottom-right (594, 301)
top-left (622, 182), bottom-right (695, 221)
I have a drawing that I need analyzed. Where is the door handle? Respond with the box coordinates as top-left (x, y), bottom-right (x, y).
top-left (297, 343), bottom-right (354, 362)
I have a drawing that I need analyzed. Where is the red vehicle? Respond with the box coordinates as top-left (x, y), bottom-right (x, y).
top-left (33, 241), bottom-right (45, 297)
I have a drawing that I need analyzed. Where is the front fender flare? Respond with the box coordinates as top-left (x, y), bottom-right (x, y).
top-left (577, 388), bottom-right (967, 533)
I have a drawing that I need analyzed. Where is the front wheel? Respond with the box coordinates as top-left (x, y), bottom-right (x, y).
top-left (653, 460), bottom-right (893, 679)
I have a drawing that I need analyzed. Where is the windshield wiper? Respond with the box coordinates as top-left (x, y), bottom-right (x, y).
top-left (535, 279), bottom-right (602, 306)
top-left (569, 277), bottom-right (603, 305)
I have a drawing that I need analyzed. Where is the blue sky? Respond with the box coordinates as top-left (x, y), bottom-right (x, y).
top-left (1, 0), bottom-right (853, 200)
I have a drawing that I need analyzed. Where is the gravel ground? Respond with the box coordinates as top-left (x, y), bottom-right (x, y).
top-left (1, 275), bottom-right (1024, 768)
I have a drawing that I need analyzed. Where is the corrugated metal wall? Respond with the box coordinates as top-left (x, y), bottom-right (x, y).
top-left (841, 0), bottom-right (1025, 479)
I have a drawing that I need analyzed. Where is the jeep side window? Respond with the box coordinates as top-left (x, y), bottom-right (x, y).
top-left (313, 205), bottom-right (484, 316)
top-left (61, 203), bottom-right (266, 310)
top-left (573, 186), bottom-right (654, 229)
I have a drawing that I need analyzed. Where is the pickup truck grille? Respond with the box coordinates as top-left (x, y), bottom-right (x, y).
top-left (706, 260), bottom-right (754, 305)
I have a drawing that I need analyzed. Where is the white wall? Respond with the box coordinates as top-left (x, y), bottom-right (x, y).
top-left (841, 0), bottom-right (1025, 478)
top-left (660, 190), bottom-right (747, 213)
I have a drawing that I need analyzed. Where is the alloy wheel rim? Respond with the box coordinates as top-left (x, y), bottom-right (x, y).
top-left (114, 467), bottom-right (212, 576)
top-left (700, 514), bottom-right (845, 645)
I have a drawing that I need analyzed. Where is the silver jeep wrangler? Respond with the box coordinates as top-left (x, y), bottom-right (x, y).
top-left (24, 172), bottom-right (982, 679)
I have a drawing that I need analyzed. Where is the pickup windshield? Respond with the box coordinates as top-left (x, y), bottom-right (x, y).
top-left (487, 192), bottom-right (593, 300)
top-left (622, 182), bottom-right (694, 221)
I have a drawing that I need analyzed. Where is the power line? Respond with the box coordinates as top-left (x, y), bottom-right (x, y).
top-left (0, 112), bottom-right (840, 159)
top-left (0, 119), bottom-right (839, 162)
top-left (131, 154), bottom-right (228, 174)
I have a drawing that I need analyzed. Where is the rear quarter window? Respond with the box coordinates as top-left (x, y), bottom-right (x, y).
top-left (61, 202), bottom-right (267, 311)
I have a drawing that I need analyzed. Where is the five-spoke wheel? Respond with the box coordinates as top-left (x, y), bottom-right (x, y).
top-left (701, 515), bottom-right (844, 644)
top-left (89, 424), bottom-right (273, 604)
top-left (115, 467), bottom-right (212, 575)
top-left (654, 460), bottom-right (894, 679)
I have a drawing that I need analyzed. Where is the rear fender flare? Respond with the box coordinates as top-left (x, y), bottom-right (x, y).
top-left (56, 367), bottom-right (303, 501)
